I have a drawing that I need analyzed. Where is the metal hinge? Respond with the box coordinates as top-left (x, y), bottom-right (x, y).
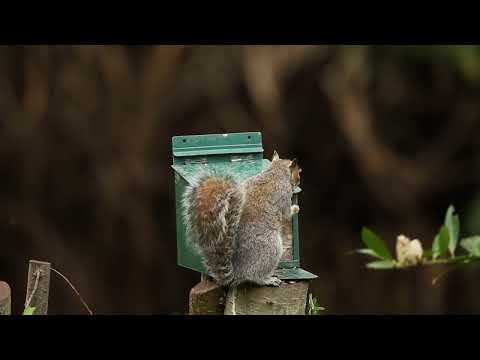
top-left (230, 154), bottom-right (255, 163)
top-left (185, 157), bottom-right (208, 165)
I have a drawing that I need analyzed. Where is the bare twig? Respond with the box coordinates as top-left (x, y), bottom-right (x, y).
top-left (51, 267), bottom-right (93, 315)
top-left (432, 267), bottom-right (458, 286)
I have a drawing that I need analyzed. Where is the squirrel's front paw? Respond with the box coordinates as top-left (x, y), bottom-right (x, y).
top-left (290, 205), bottom-right (300, 215)
top-left (265, 276), bottom-right (283, 287)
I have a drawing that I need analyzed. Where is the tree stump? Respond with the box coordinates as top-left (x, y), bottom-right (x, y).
top-left (0, 281), bottom-right (11, 315)
top-left (188, 276), bottom-right (311, 315)
top-left (224, 281), bottom-right (310, 315)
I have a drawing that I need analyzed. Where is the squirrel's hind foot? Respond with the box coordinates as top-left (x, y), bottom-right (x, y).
top-left (262, 276), bottom-right (283, 287)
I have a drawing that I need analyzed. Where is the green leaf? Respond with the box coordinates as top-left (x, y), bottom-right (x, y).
top-left (438, 225), bottom-right (450, 255)
top-left (445, 205), bottom-right (460, 256)
top-left (366, 260), bottom-right (396, 269)
top-left (356, 249), bottom-right (384, 259)
top-left (433, 225), bottom-right (450, 259)
top-left (432, 235), bottom-right (440, 260)
top-left (460, 236), bottom-right (480, 257)
top-left (23, 307), bottom-right (36, 315)
top-left (307, 294), bottom-right (326, 315)
top-left (361, 228), bottom-right (393, 260)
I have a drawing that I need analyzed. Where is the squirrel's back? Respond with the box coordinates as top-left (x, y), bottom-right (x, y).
top-left (230, 159), bottom-right (294, 286)
top-left (182, 152), bottom-right (301, 288)
top-left (241, 159), bottom-right (293, 224)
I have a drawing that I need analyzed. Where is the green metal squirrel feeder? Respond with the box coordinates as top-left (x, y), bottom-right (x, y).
top-left (172, 132), bottom-right (317, 281)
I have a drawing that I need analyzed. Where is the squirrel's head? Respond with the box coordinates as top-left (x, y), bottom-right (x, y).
top-left (289, 158), bottom-right (302, 188)
top-left (272, 151), bottom-right (302, 188)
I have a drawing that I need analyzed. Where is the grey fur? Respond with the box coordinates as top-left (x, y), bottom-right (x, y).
top-left (182, 172), bottom-right (245, 286)
top-left (182, 160), bottom-right (296, 288)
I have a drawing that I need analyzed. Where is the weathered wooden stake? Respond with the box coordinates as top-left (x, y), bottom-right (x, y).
top-left (25, 260), bottom-right (51, 315)
top-left (0, 281), bottom-right (11, 315)
top-left (224, 281), bottom-right (310, 315)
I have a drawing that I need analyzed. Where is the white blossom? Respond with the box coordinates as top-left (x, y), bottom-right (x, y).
top-left (396, 235), bottom-right (423, 266)
top-left (406, 239), bottom-right (423, 264)
top-left (396, 235), bottom-right (411, 264)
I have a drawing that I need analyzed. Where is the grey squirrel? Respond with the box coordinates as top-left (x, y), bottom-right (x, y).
top-left (182, 151), bottom-right (302, 287)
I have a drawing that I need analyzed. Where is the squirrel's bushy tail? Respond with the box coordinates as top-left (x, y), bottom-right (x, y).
top-left (182, 174), bottom-right (244, 286)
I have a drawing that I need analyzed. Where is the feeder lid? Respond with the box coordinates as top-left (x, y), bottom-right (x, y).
top-left (172, 132), bottom-right (264, 158)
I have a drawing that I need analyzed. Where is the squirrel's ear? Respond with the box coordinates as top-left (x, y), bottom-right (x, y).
top-left (272, 150), bottom-right (280, 162)
top-left (289, 158), bottom-right (298, 168)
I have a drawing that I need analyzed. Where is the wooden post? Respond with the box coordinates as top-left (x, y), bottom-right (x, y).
top-left (189, 274), bottom-right (226, 315)
top-left (224, 281), bottom-right (310, 315)
top-left (0, 281), bottom-right (11, 315)
top-left (25, 260), bottom-right (51, 315)
top-left (189, 276), bottom-right (311, 315)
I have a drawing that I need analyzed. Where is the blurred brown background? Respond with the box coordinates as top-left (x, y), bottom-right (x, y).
top-left (1, 45), bottom-right (480, 314)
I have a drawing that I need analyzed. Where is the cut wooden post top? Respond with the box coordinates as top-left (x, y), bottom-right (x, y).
top-left (224, 281), bottom-right (310, 315)
top-left (29, 260), bottom-right (51, 268)
top-left (189, 277), bottom-right (312, 315)
top-left (0, 281), bottom-right (10, 300)
top-left (0, 281), bottom-right (12, 315)
top-left (189, 277), bottom-right (226, 315)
